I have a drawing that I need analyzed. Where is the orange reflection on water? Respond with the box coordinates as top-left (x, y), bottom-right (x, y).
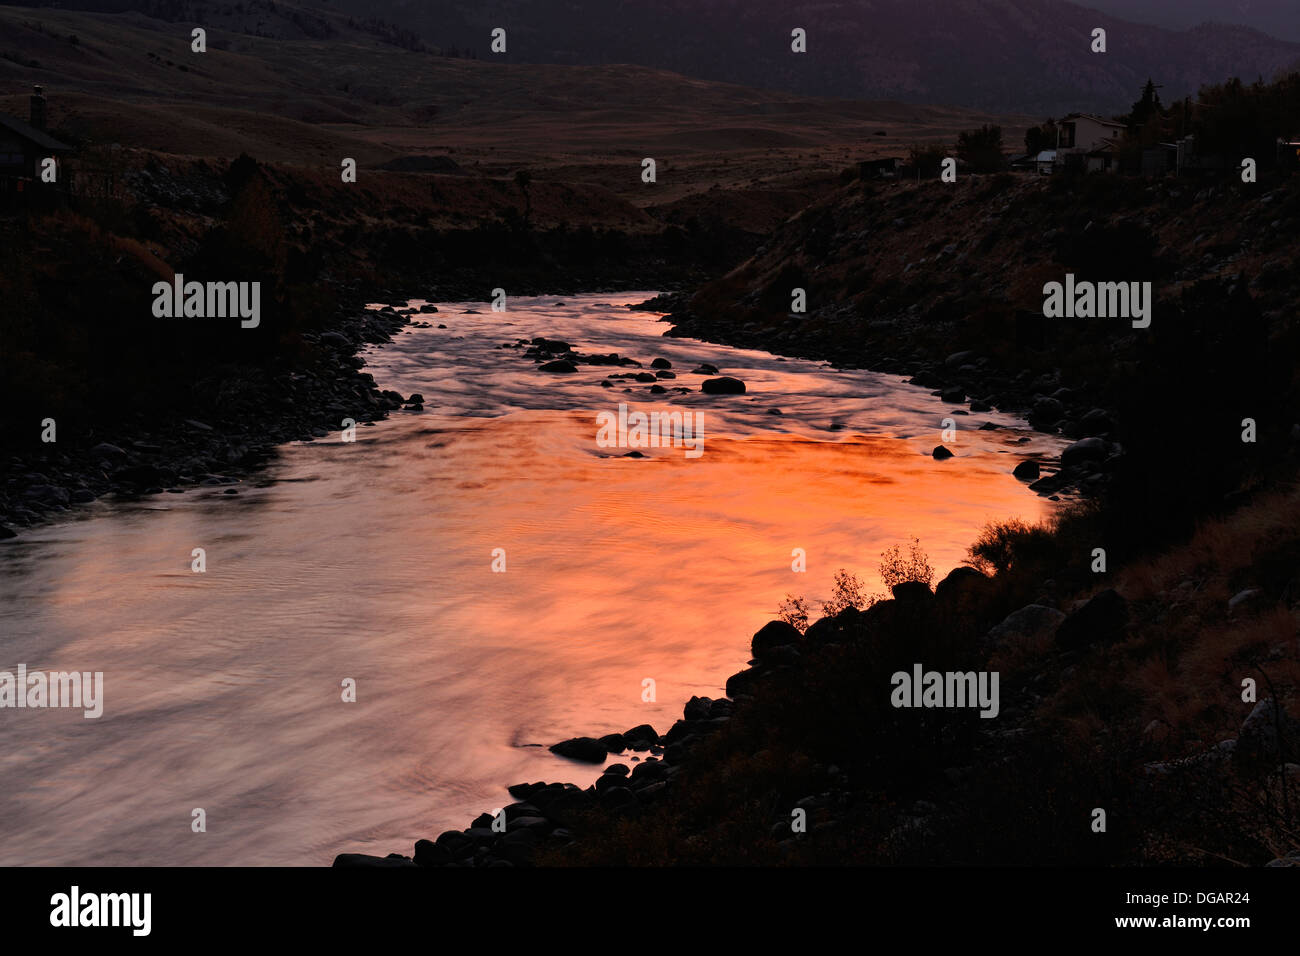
top-left (0, 296), bottom-right (1065, 865)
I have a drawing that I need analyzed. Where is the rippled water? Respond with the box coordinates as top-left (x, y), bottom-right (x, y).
top-left (0, 293), bottom-right (1066, 865)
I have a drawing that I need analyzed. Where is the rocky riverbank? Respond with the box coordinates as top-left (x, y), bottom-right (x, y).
top-left (0, 292), bottom-right (407, 535)
top-left (339, 472), bottom-right (1300, 867)
top-left (1, 142), bottom-right (759, 535)
top-left (658, 170), bottom-right (1300, 510)
top-left (0, 274), bottom-right (712, 537)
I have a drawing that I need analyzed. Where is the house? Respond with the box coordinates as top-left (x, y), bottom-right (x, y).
top-left (1141, 143), bottom-right (1178, 177)
top-left (855, 157), bottom-right (902, 179)
top-left (1058, 113), bottom-right (1127, 154)
top-left (1084, 139), bottom-right (1121, 173)
top-left (1035, 150), bottom-right (1057, 175)
top-left (1039, 113), bottom-right (1128, 174)
top-left (0, 85), bottom-right (73, 205)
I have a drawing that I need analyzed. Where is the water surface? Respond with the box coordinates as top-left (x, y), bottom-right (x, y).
top-left (0, 293), bottom-right (1065, 864)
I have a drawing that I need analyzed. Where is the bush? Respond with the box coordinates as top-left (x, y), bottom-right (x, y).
top-left (879, 538), bottom-right (934, 590)
top-left (956, 124), bottom-right (1006, 173)
top-left (967, 520), bottom-right (1055, 575)
top-left (821, 569), bottom-right (870, 617)
top-left (777, 594), bottom-right (811, 632)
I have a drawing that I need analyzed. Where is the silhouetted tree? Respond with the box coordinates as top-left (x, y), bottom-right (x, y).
top-left (956, 125), bottom-right (1005, 173)
top-left (1025, 119), bottom-right (1058, 155)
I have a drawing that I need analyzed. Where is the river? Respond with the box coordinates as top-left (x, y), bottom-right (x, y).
top-left (0, 293), bottom-right (1066, 865)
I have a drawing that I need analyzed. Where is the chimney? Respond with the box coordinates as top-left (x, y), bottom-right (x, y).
top-left (30, 84), bottom-right (46, 131)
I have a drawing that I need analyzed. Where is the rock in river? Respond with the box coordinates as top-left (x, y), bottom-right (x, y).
top-left (539, 359), bottom-right (578, 373)
top-left (549, 736), bottom-right (608, 763)
top-left (701, 376), bottom-right (746, 395)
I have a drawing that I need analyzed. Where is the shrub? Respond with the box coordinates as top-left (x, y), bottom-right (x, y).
top-left (777, 594), bottom-right (812, 632)
top-left (967, 519), bottom-right (1054, 575)
top-left (879, 538), bottom-right (934, 589)
top-left (821, 569), bottom-right (871, 617)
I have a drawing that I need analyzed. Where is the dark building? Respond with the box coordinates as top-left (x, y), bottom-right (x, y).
top-left (0, 85), bottom-right (74, 204)
top-left (855, 157), bottom-right (902, 179)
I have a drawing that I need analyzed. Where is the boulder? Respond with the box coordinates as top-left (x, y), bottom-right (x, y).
top-left (1028, 397), bottom-right (1063, 429)
top-left (683, 696), bottom-right (714, 720)
top-left (1055, 589), bottom-right (1128, 650)
top-left (531, 337), bottom-right (570, 352)
top-left (985, 604), bottom-right (1066, 650)
top-left (725, 668), bottom-right (761, 698)
top-left (598, 786), bottom-right (638, 810)
top-left (934, 566), bottom-right (989, 604)
top-left (944, 350), bottom-right (976, 368)
top-left (90, 443), bottom-right (127, 460)
top-left (1013, 460), bottom-right (1040, 480)
top-left (413, 839), bottom-right (451, 866)
top-left (1060, 437), bottom-right (1107, 469)
top-left (548, 736), bottom-right (608, 763)
top-left (539, 360), bottom-right (578, 373)
top-left (1237, 698), bottom-right (1300, 766)
top-left (1080, 408), bottom-right (1114, 434)
top-left (891, 581), bottom-right (933, 604)
top-left (804, 606), bottom-right (862, 646)
top-left (701, 376), bottom-right (746, 395)
top-left (932, 445), bottom-right (954, 460)
top-left (595, 772), bottom-right (629, 792)
top-left (662, 719), bottom-right (699, 745)
top-left (24, 484), bottom-right (69, 507)
top-left (629, 759), bottom-right (670, 785)
top-left (622, 723), bottom-right (659, 746)
top-left (751, 619), bottom-right (802, 658)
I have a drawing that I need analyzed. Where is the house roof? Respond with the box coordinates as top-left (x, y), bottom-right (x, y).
top-left (0, 113), bottom-right (72, 152)
top-left (1087, 138), bottom-right (1123, 154)
top-left (1035, 150), bottom-right (1057, 162)
top-left (1061, 112), bottom-right (1126, 129)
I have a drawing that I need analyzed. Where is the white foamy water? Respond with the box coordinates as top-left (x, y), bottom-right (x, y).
top-left (0, 293), bottom-right (1066, 865)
